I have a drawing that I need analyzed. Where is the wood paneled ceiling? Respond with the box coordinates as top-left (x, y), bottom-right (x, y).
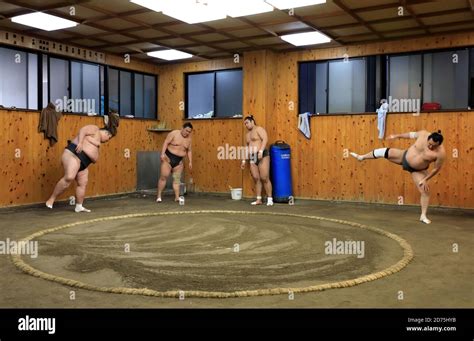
top-left (0, 0), bottom-right (473, 63)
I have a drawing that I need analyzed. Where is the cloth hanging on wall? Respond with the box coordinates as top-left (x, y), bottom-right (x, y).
top-left (298, 112), bottom-right (311, 139)
top-left (38, 103), bottom-right (62, 146)
top-left (376, 102), bottom-right (389, 140)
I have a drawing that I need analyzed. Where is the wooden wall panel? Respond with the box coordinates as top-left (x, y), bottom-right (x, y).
top-left (0, 110), bottom-right (161, 207)
top-left (1, 30), bottom-right (473, 208)
top-left (157, 58), bottom-right (245, 194)
top-left (272, 112), bottom-right (473, 208)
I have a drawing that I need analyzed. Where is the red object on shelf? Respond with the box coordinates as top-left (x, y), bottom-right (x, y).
top-left (422, 102), bottom-right (442, 110)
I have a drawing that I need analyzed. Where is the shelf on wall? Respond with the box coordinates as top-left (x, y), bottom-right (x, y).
top-left (147, 128), bottom-right (172, 132)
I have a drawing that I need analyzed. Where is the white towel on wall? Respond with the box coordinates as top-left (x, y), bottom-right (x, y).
top-left (298, 112), bottom-right (311, 139)
top-left (377, 103), bottom-right (389, 140)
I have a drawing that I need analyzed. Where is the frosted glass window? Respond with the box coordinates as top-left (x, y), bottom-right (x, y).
top-left (215, 69), bottom-right (242, 117)
top-left (187, 73), bottom-right (214, 118)
top-left (144, 75), bottom-right (156, 119)
top-left (0, 47), bottom-right (28, 108)
top-left (49, 57), bottom-right (69, 107)
top-left (328, 59), bottom-right (366, 113)
top-left (71, 62), bottom-right (100, 114)
top-left (134, 73), bottom-right (144, 118)
top-left (119, 71), bottom-right (132, 116)
top-left (108, 68), bottom-right (119, 112)
top-left (423, 50), bottom-right (469, 109)
top-left (388, 54), bottom-right (422, 101)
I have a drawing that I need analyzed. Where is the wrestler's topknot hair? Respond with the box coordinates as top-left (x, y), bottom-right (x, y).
top-left (428, 130), bottom-right (443, 145)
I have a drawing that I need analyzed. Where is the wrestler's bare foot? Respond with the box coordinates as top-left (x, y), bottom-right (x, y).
top-left (251, 199), bottom-right (263, 205)
top-left (45, 199), bottom-right (54, 209)
top-left (420, 215), bottom-right (431, 224)
top-left (174, 197), bottom-right (180, 202)
top-left (350, 152), bottom-right (364, 161)
top-left (156, 197), bottom-right (162, 203)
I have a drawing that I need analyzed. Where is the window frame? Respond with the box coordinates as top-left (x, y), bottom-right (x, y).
top-left (298, 45), bottom-right (474, 115)
top-left (184, 67), bottom-right (243, 120)
top-left (0, 43), bottom-right (158, 120)
top-left (0, 44), bottom-right (41, 110)
top-left (107, 65), bottom-right (158, 120)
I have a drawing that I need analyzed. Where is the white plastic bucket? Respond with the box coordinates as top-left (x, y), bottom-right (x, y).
top-left (230, 188), bottom-right (242, 200)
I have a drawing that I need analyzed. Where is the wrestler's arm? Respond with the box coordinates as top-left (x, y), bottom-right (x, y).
top-left (423, 152), bottom-right (445, 182)
top-left (388, 130), bottom-right (427, 140)
top-left (257, 127), bottom-right (268, 158)
top-left (241, 132), bottom-right (250, 169)
top-left (76, 125), bottom-right (99, 152)
top-left (187, 140), bottom-right (192, 170)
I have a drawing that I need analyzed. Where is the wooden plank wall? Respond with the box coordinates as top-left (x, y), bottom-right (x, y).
top-left (240, 31), bottom-right (474, 208)
top-left (0, 111), bottom-right (161, 206)
top-left (0, 53), bottom-right (161, 207)
top-left (157, 58), bottom-right (244, 193)
top-left (1, 30), bottom-right (473, 208)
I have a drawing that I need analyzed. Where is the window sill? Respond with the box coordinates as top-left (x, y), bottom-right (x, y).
top-left (307, 109), bottom-right (472, 116)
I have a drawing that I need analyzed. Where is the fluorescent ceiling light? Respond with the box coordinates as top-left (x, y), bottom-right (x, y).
top-left (280, 31), bottom-right (330, 46)
top-left (130, 0), bottom-right (166, 12)
top-left (11, 12), bottom-right (78, 31)
top-left (162, 0), bottom-right (226, 24)
top-left (219, 0), bottom-right (274, 17)
top-left (265, 0), bottom-right (326, 10)
top-left (131, 0), bottom-right (273, 21)
top-left (147, 49), bottom-right (193, 61)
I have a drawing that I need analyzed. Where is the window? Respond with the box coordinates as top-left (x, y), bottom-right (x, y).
top-left (299, 47), bottom-right (473, 114)
top-left (187, 72), bottom-right (214, 118)
top-left (215, 69), bottom-right (243, 118)
top-left (423, 50), bottom-right (469, 109)
top-left (0, 47), bottom-right (38, 110)
top-left (71, 61), bottom-right (101, 114)
top-left (48, 57), bottom-right (104, 114)
top-left (185, 68), bottom-right (243, 119)
top-left (0, 46), bottom-right (157, 117)
top-left (134, 74), bottom-right (156, 119)
top-left (108, 67), bottom-right (157, 119)
top-left (299, 58), bottom-right (368, 114)
top-left (120, 70), bottom-right (132, 116)
top-left (387, 54), bottom-right (422, 103)
top-left (49, 57), bottom-right (69, 107)
top-left (328, 59), bottom-right (366, 113)
top-left (386, 49), bottom-right (470, 110)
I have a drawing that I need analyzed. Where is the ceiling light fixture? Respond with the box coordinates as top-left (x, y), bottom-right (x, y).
top-left (11, 12), bottom-right (78, 31)
top-left (147, 49), bottom-right (193, 60)
top-left (280, 31), bottom-right (331, 46)
top-left (265, 0), bottom-right (326, 10)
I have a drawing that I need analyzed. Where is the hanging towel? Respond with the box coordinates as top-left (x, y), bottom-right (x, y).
top-left (298, 112), bottom-right (311, 139)
top-left (376, 102), bottom-right (389, 140)
top-left (38, 102), bottom-right (62, 146)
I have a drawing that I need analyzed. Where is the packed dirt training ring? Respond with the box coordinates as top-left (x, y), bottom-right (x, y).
top-left (11, 210), bottom-right (414, 299)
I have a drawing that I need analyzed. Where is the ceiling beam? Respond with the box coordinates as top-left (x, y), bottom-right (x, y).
top-left (343, 26), bottom-right (474, 46)
top-left (322, 7), bottom-right (470, 31)
top-left (332, 0), bottom-right (384, 39)
top-left (339, 19), bottom-right (474, 42)
top-left (79, 3), bottom-right (235, 56)
top-left (400, 0), bottom-right (430, 34)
